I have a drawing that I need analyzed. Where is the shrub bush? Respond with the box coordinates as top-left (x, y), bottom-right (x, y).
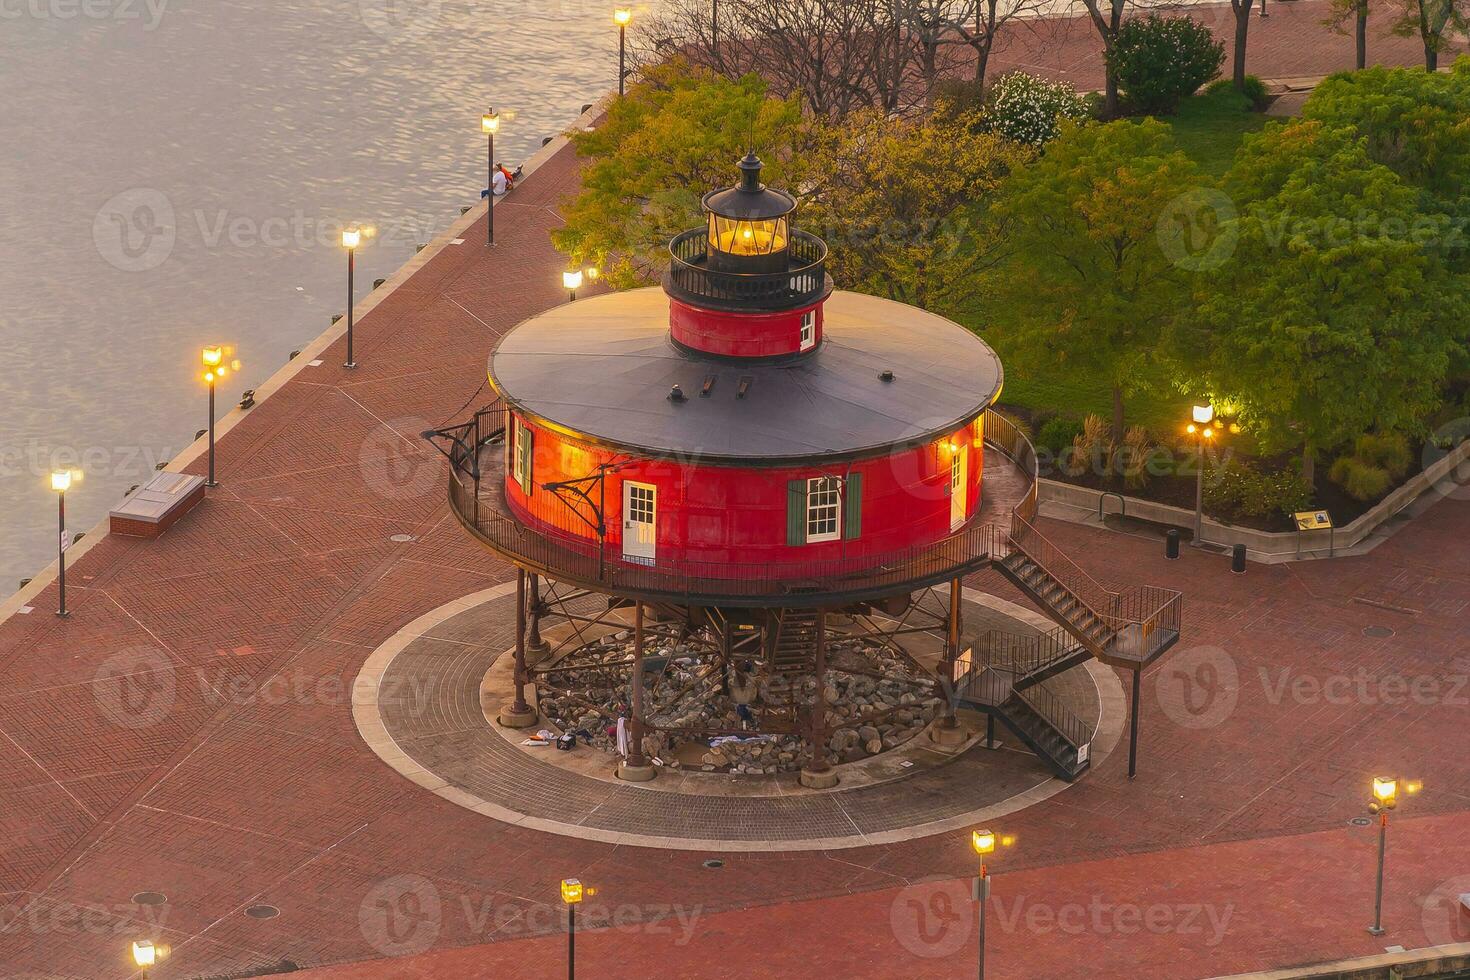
top-left (932, 77), bottom-right (988, 120)
top-left (1113, 426), bottom-right (1158, 489)
top-left (1066, 414), bottom-right (1113, 477)
top-left (1106, 15), bottom-right (1225, 115)
top-left (1036, 416), bottom-right (1084, 456)
top-left (1207, 74), bottom-right (1270, 111)
top-left (1203, 459), bottom-right (1313, 518)
top-left (1352, 432), bottom-right (1411, 480)
top-left (981, 71), bottom-right (1092, 146)
top-left (1329, 456), bottom-right (1393, 501)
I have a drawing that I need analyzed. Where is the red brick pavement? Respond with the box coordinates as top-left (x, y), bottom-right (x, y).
top-left (988, 0), bottom-right (1466, 90)
top-left (0, 19), bottom-right (1467, 980)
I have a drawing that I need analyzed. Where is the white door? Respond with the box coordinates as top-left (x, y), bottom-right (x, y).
top-left (950, 446), bottom-right (968, 531)
top-left (622, 481), bottom-right (657, 563)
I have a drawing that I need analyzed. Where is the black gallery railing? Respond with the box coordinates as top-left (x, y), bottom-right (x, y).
top-left (665, 228), bottom-right (828, 311)
top-left (430, 402), bottom-right (1181, 635)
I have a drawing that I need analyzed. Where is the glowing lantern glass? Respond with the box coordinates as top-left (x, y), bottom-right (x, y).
top-left (703, 153), bottom-right (795, 262)
top-left (1372, 776), bottom-right (1398, 806)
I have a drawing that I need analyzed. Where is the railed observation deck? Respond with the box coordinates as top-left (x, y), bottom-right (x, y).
top-left (663, 228), bottom-right (831, 313)
top-left (431, 402), bottom-right (1181, 661)
top-left (433, 403), bottom-right (1008, 607)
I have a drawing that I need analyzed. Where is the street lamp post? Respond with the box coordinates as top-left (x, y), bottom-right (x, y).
top-left (50, 470), bottom-right (71, 617)
top-left (201, 345), bottom-right (225, 487)
top-left (342, 226), bottom-right (361, 369)
top-left (1187, 404), bottom-right (1216, 544)
top-left (1367, 775), bottom-right (1399, 936)
top-left (971, 828), bottom-right (996, 980)
top-left (615, 9), bottom-right (632, 96)
top-left (482, 108), bottom-right (500, 246)
top-left (561, 878), bottom-right (588, 980)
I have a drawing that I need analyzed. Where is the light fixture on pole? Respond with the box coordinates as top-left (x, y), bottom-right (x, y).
top-left (1367, 775), bottom-right (1401, 936)
top-left (561, 877), bottom-right (592, 980)
top-left (482, 108), bottom-right (500, 246)
top-left (342, 226), bottom-right (361, 369)
top-left (1186, 403), bottom-right (1216, 544)
top-left (131, 938), bottom-right (166, 978)
top-left (614, 9), bottom-right (632, 96)
top-left (563, 269), bottom-right (584, 302)
top-left (201, 345), bottom-right (226, 487)
top-left (971, 828), bottom-right (996, 980)
top-left (50, 469), bottom-right (72, 618)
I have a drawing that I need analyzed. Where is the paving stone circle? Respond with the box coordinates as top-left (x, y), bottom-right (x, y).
top-left (355, 585), bottom-right (1125, 851)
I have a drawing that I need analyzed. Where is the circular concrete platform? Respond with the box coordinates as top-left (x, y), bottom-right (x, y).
top-left (352, 584), bottom-right (1125, 852)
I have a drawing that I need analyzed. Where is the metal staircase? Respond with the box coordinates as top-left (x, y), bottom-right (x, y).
top-left (954, 628), bottom-right (1093, 781)
top-left (992, 528), bottom-right (1180, 671)
top-left (768, 608), bottom-right (819, 673)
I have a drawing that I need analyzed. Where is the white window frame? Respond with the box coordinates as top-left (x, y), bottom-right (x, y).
top-left (799, 310), bottom-right (817, 351)
top-left (805, 476), bottom-right (842, 543)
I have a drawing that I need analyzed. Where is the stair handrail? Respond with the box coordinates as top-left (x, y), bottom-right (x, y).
top-left (971, 626), bottom-right (1077, 679)
top-left (1008, 513), bottom-right (1118, 628)
top-left (981, 408), bottom-right (1182, 644)
top-left (1017, 682), bottom-right (1091, 750)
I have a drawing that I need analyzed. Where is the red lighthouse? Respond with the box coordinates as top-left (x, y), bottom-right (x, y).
top-left (432, 156), bottom-right (1181, 786)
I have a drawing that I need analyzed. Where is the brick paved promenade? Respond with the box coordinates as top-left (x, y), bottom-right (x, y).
top-left (1, 7), bottom-right (1467, 978)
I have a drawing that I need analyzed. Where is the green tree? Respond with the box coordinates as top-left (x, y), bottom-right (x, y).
top-left (1390, 0), bottom-right (1469, 70)
top-left (801, 107), bottom-right (1030, 311)
top-left (552, 60), bottom-right (807, 288)
top-left (1324, 0), bottom-right (1374, 68)
top-left (1190, 120), bottom-right (1467, 484)
top-left (1301, 61), bottom-right (1470, 265)
top-left (995, 119), bottom-right (1201, 441)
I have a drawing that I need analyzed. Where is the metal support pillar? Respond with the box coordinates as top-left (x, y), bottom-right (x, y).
top-left (527, 572), bottom-right (548, 656)
top-left (512, 568), bottom-right (530, 713)
top-left (1127, 668), bottom-right (1142, 779)
top-left (499, 567), bottom-right (539, 727)
top-left (944, 578), bottom-right (963, 725)
top-left (800, 609), bottom-right (838, 788)
top-left (619, 601), bottom-right (655, 780)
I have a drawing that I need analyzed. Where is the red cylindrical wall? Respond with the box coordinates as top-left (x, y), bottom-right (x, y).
top-left (668, 297), bottom-right (823, 358)
top-left (502, 411), bottom-right (984, 574)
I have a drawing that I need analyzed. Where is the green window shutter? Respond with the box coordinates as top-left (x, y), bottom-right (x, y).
top-left (516, 423), bottom-right (534, 496)
top-left (524, 426), bottom-right (534, 496)
top-left (843, 472), bottom-right (863, 540)
top-left (787, 479), bottom-right (807, 546)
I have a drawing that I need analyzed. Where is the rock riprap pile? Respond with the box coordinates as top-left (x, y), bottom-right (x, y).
top-left (535, 628), bottom-right (944, 774)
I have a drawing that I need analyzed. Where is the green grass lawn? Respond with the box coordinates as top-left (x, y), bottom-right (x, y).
top-left (1165, 85), bottom-right (1273, 176)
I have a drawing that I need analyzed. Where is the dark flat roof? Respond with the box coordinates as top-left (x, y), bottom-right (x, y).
top-left (489, 288), bottom-right (1004, 464)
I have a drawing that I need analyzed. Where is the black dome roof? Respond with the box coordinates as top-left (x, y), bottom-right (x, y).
top-left (701, 153), bottom-right (796, 221)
